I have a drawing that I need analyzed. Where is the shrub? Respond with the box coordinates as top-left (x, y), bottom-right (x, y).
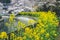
top-left (0, 11), bottom-right (59, 40)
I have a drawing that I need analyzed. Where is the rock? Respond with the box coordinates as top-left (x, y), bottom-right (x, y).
top-left (0, 0), bottom-right (41, 15)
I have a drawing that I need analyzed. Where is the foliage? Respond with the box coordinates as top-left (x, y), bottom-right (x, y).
top-left (0, 11), bottom-right (59, 40)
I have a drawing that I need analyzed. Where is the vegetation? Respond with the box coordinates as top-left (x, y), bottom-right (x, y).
top-left (0, 11), bottom-right (59, 40)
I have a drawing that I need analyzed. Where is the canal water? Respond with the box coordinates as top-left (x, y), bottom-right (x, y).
top-left (0, 16), bottom-right (36, 34)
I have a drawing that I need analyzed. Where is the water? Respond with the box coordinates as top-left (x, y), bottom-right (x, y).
top-left (0, 16), bottom-right (36, 34)
top-left (0, 0), bottom-right (38, 33)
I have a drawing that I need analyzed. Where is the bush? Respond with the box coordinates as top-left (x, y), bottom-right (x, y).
top-left (0, 11), bottom-right (59, 40)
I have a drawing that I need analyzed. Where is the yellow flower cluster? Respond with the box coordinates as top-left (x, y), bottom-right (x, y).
top-left (10, 33), bottom-right (15, 38)
top-left (0, 32), bottom-right (8, 39)
top-left (17, 21), bottom-right (26, 29)
top-left (9, 14), bottom-right (15, 23)
top-left (14, 37), bottom-right (23, 40)
top-left (20, 11), bottom-right (59, 40)
top-left (40, 28), bottom-right (46, 34)
top-left (3, 11), bottom-right (59, 40)
top-left (28, 19), bottom-right (36, 25)
top-left (25, 27), bottom-right (32, 34)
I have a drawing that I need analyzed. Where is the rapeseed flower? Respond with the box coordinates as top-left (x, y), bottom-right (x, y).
top-left (4, 11), bottom-right (59, 40)
top-left (25, 27), bottom-right (32, 34)
top-left (9, 14), bottom-right (15, 23)
top-left (14, 37), bottom-right (23, 40)
top-left (34, 35), bottom-right (40, 40)
top-left (28, 19), bottom-right (36, 24)
top-left (40, 28), bottom-right (46, 34)
top-left (17, 21), bottom-right (21, 27)
top-left (0, 32), bottom-right (8, 39)
top-left (10, 33), bottom-right (15, 38)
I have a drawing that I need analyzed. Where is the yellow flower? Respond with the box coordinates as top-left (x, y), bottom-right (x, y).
top-left (25, 27), bottom-right (30, 32)
top-left (40, 23), bottom-right (44, 27)
top-left (25, 27), bottom-right (32, 34)
top-left (16, 37), bottom-right (23, 40)
top-left (17, 21), bottom-right (26, 28)
top-left (0, 32), bottom-right (8, 39)
top-left (28, 19), bottom-right (36, 24)
top-left (10, 33), bottom-right (15, 38)
top-left (20, 23), bottom-right (26, 28)
top-left (40, 28), bottom-right (45, 34)
top-left (17, 21), bottom-right (21, 27)
top-left (9, 14), bottom-right (15, 22)
top-left (9, 17), bottom-right (14, 22)
top-left (34, 35), bottom-right (40, 40)
top-left (33, 32), bottom-right (37, 35)
top-left (36, 24), bottom-right (42, 28)
top-left (10, 14), bottom-right (15, 18)
top-left (45, 33), bottom-right (50, 38)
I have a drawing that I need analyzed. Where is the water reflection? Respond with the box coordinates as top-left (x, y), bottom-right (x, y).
top-left (0, 16), bottom-right (36, 34)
